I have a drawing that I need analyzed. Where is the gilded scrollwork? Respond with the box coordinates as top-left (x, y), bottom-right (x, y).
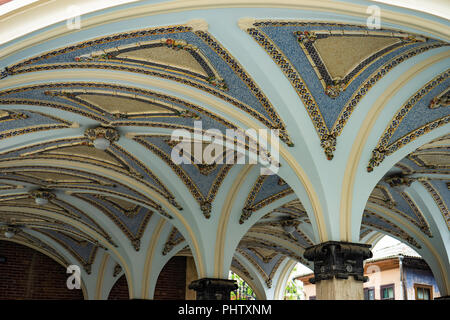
top-left (246, 20), bottom-right (447, 159)
top-left (368, 71), bottom-right (449, 171)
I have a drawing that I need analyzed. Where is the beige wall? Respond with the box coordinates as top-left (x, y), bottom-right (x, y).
top-left (302, 282), bottom-right (316, 300)
top-left (364, 267), bottom-right (402, 300)
top-left (301, 267), bottom-right (404, 300)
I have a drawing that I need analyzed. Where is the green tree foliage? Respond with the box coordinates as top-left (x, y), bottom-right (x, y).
top-left (229, 271), bottom-right (257, 300)
top-left (284, 266), bottom-right (305, 300)
top-left (284, 279), bottom-right (304, 300)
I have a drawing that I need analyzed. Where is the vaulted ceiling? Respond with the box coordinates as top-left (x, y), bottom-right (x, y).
top-left (0, 0), bottom-right (448, 300)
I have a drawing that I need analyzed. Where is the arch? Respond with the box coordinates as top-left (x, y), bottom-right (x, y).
top-left (367, 203), bottom-right (449, 295)
top-left (341, 51), bottom-right (450, 241)
top-left (273, 259), bottom-right (297, 300)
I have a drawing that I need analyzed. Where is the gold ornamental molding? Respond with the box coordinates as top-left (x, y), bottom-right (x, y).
top-left (0, 0), bottom-right (449, 61)
top-left (1, 69), bottom-right (327, 243)
top-left (0, 157), bottom-right (205, 281)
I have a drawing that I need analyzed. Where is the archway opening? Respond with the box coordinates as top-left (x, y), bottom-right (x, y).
top-left (228, 271), bottom-right (256, 300)
top-left (108, 274), bottom-right (129, 300)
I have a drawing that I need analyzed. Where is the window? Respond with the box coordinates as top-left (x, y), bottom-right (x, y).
top-left (380, 284), bottom-right (395, 300)
top-left (364, 287), bottom-right (375, 300)
top-left (415, 284), bottom-right (433, 300)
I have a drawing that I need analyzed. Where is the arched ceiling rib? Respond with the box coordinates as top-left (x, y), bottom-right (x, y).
top-left (230, 134), bottom-right (449, 292)
top-left (368, 135), bottom-right (450, 235)
top-left (0, 24), bottom-right (292, 144)
top-left (362, 135), bottom-right (450, 293)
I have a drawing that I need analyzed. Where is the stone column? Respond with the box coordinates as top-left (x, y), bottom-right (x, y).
top-left (188, 278), bottom-right (238, 300)
top-left (304, 241), bottom-right (372, 300)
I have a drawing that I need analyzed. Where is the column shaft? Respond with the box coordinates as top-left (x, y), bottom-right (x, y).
top-left (304, 241), bottom-right (372, 300)
top-left (316, 278), bottom-right (364, 300)
top-left (185, 257), bottom-right (198, 300)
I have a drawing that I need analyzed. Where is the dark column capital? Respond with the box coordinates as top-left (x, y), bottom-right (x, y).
top-left (304, 241), bottom-right (372, 284)
top-left (188, 278), bottom-right (238, 300)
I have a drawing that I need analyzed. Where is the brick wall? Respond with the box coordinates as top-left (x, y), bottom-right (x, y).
top-left (108, 274), bottom-right (129, 300)
top-left (0, 240), bottom-right (84, 300)
top-left (154, 256), bottom-right (187, 300)
top-left (107, 256), bottom-right (187, 300)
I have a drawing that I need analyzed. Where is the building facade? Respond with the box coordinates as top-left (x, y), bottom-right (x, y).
top-left (298, 255), bottom-right (441, 300)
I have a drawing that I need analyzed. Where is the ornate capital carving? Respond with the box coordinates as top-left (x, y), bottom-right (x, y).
top-left (113, 264), bottom-right (122, 277)
top-left (200, 200), bottom-right (212, 219)
top-left (325, 80), bottom-right (345, 99)
top-left (84, 127), bottom-right (119, 143)
top-left (384, 174), bottom-right (415, 192)
top-left (295, 31), bottom-right (318, 44)
top-left (162, 242), bottom-right (172, 256)
top-left (30, 189), bottom-right (55, 201)
top-left (367, 147), bottom-right (386, 172)
top-left (188, 278), bottom-right (238, 300)
top-left (132, 238), bottom-right (140, 251)
top-left (303, 241), bottom-right (372, 283)
top-left (239, 207), bottom-right (253, 224)
top-left (320, 132), bottom-right (337, 160)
